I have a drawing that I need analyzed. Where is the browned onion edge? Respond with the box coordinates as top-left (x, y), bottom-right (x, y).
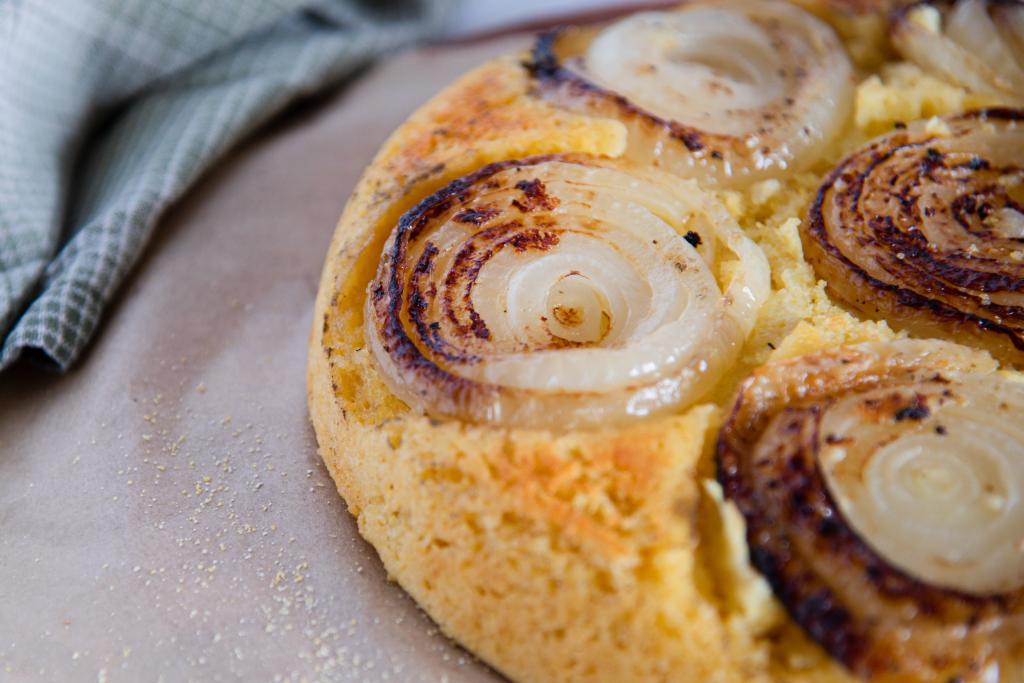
top-left (368, 153), bottom-right (599, 418)
top-left (526, 28), bottom-right (727, 156)
top-left (803, 107), bottom-right (1024, 358)
top-left (714, 349), bottom-right (1010, 677)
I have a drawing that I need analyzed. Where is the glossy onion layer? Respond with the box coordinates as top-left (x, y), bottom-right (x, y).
top-left (365, 155), bottom-right (769, 430)
top-left (528, 0), bottom-right (854, 187)
top-left (893, 0), bottom-right (1024, 103)
top-left (803, 108), bottom-right (1024, 367)
top-left (718, 339), bottom-right (1024, 682)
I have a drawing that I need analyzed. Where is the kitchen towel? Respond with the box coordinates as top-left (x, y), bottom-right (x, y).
top-left (0, 0), bottom-right (452, 371)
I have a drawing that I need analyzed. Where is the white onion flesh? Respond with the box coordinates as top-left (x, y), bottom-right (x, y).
top-left (998, 3), bottom-right (1024, 64)
top-left (893, 0), bottom-right (1024, 103)
top-left (542, 0), bottom-right (854, 186)
top-left (583, 9), bottom-right (788, 136)
top-left (818, 374), bottom-right (1024, 595)
top-left (365, 156), bottom-right (769, 430)
top-left (719, 338), bottom-right (1023, 679)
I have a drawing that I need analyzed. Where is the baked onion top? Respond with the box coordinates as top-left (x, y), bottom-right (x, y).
top-left (364, 155), bottom-right (769, 430)
top-left (527, 0), bottom-right (854, 187)
top-left (803, 108), bottom-right (1024, 367)
top-left (892, 0), bottom-right (1024, 104)
top-left (717, 339), bottom-right (1024, 682)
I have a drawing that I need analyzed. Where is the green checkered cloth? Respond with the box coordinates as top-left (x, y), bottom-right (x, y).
top-left (0, 0), bottom-right (453, 371)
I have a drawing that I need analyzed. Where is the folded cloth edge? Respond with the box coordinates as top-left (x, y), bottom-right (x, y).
top-left (0, 0), bottom-right (455, 372)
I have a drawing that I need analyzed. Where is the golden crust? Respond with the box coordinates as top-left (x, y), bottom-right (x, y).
top-left (308, 56), bottom-right (751, 683)
top-left (307, 15), bottom-right (1013, 683)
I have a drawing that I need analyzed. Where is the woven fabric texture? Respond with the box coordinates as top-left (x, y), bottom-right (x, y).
top-left (0, 0), bottom-right (452, 370)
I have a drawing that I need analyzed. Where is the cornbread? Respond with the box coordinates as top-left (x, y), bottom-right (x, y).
top-left (307, 7), bottom-right (1012, 681)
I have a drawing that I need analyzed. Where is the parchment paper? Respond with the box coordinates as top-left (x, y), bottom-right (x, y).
top-left (0, 36), bottom-right (532, 683)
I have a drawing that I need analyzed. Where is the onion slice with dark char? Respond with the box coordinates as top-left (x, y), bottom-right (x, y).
top-left (364, 155), bottom-right (769, 430)
top-left (892, 0), bottom-right (1024, 103)
top-left (717, 339), bottom-right (1024, 682)
top-left (527, 0), bottom-right (854, 187)
top-left (802, 108), bottom-right (1024, 367)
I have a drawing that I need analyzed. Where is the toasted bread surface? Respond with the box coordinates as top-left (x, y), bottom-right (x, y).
top-left (308, 23), bottom-right (999, 682)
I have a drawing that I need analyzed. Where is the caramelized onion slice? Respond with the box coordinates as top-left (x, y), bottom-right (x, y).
top-left (718, 339), bottom-right (1024, 682)
top-left (528, 0), bottom-right (854, 187)
top-left (892, 0), bottom-right (1024, 103)
top-left (803, 108), bottom-right (1024, 367)
top-left (821, 376), bottom-right (1024, 595)
top-left (365, 155), bottom-right (769, 430)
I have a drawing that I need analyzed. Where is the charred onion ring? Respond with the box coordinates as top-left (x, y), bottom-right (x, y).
top-left (892, 0), bottom-right (1024, 103)
top-left (527, 0), bottom-right (854, 187)
top-left (365, 155), bottom-right (769, 430)
top-left (717, 339), bottom-right (1024, 682)
top-left (803, 108), bottom-right (1024, 366)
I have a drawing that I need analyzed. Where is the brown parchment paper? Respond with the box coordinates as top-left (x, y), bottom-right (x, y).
top-left (0, 36), bottom-right (533, 683)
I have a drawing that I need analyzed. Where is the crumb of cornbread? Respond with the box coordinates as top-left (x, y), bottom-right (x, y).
top-left (855, 62), bottom-right (998, 134)
top-left (309, 27), bottom-right (1018, 683)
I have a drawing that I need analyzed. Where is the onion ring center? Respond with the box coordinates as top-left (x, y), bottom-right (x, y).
top-left (819, 378), bottom-right (1024, 594)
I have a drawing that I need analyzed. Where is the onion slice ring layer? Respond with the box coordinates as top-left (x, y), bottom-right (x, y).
top-left (365, 155), bottom-right (769, 430)
top-left (717, 339), bottom-right (1024, 682)
top-left (802, 108), bottom-right (1024, 367)
top-left (528, 0), bottom-right (854, 187)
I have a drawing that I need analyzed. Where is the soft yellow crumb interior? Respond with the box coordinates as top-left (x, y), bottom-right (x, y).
top-left (313, 15), bottom-right (1015, 683)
